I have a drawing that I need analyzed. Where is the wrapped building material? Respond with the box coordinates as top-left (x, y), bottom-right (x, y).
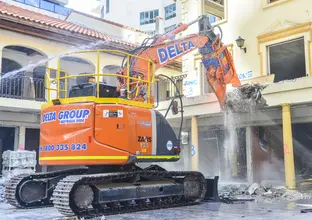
top-left (2, 150), bottom-right (36, 178)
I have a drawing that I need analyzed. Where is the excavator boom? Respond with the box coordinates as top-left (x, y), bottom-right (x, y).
top-left (117, 15), bottom-right (243, 109)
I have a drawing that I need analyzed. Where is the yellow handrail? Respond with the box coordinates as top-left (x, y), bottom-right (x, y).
top-left (44, 49), bottom-right (155, 108)
top-left (96, 51), bottom-right (100, 98)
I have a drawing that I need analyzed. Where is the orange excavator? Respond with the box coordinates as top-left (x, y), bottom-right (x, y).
top-left (4, 15), bottom-right (265, 218)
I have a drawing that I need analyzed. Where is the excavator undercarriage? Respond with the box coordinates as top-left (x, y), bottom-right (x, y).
top-left (4, 165), bottom-right (211, 219)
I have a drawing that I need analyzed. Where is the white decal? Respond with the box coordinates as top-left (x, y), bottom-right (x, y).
top-left (166, 140), bottom-right (173, 151)
top-left (103, 110), bottom-right (109, 118)
top-left (103, 110), bottom-right (123, 118)
top-left (118, 110), bottom-right (123, 118)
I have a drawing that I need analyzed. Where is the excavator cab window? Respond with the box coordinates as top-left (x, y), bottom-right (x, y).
top-left (68, 83), bottom-right (119, 98)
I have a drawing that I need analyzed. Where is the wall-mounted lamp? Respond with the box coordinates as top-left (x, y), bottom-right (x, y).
top-left (236, 36), bottom-right (247, 53)
top-left (181, 131), bottom-right (189, 145)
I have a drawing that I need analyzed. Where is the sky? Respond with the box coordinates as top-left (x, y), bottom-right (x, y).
top-left (66, 0), bottom-right (99, 15)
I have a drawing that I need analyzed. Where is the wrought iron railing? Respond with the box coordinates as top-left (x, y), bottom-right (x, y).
top-left (156, 74), bottom-right (187, 102)
top-left (0, 76), bottom-right (45, 102)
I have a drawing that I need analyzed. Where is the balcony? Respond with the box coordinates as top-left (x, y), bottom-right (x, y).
top-left (0, 72), bottom-right (189, 107)
top-left (13, 0), bottom-right (71, 16)
top-left (0, 76), bottom-right (45, 102)
top-left (156, 74), bottom-right (187, 102)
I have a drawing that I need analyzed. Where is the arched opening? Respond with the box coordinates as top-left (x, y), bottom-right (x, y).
top-left (60, 56), bottom-right (96, 96)
top-left (60, 56), bottom-right (95, 75)
top-left (1, 45), bottom-right (48, 101)
top-left (102, 65), bottom-right (120, 87)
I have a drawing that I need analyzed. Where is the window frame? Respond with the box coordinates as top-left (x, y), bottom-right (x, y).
top-left (165, 24), bottom-right (177, 40)
top-left (207, 13), bottom-right (222, 24)
top-left (140, 9), bottom-right (159, 25)
top-left (203, 0), bottom-right (228, 26)
top-left (266, 37), bottom-right (307, 81)
top-left (262, 0), bottom-right (293, 9)
top-left (40, 0), bottom-right (55, 12)
top-left (258, 25), bottom-right (311, 77)
top-left (101, 6), bottom-right (105, 18)
top-left (24, 0), bottom-right (39, 7)
top-left (106, 0), bottom-right (110, 13)
top-left (165, 3), bottom-right (177, 20)
top-left (13, 0), bottom-right (70, 16)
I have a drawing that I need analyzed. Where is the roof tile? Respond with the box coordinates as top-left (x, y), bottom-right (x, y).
top-left (0, 1), bottom-right (137, 48)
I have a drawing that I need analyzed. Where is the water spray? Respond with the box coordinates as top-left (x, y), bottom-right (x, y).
top-left (1, 40), bottom-right (111, 79)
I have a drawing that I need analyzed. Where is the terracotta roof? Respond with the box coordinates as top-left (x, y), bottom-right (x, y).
top-left (0, 1), bottom-right (137, 48)
top-left (68, 10), bottom-right (145, 34)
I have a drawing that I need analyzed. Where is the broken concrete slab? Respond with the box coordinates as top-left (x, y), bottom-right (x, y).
top-left (247, 183), bottom-right (259, 195)
top-left (263, 190), bottom-right (273, 198)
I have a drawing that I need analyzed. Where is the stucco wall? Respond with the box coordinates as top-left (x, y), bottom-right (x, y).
top-left (92, 0), bottom-right (182, 34)
top-left (164, 0), bottom-right (312, 119)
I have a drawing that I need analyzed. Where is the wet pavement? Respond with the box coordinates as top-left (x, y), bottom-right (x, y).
top-left (1, 201), bottom-right (312, 220)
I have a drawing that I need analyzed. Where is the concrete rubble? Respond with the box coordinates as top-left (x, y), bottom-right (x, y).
top-left (0, 178), bottom-right (4, 203)
top-left (218, 182), bottom-right (311, 203)
top-left (224, 83), bottom-right (269, 113)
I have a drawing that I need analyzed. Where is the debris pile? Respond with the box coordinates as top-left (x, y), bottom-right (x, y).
top-left (246, 183), bottom-right (287, 198)
top-left (224, 83), bottom-right (269, 113)
top-left (282, 190), bottom-right (311, 202)
top-left (0, 178), bottom-right (4, 203)
top-left (217, 182), bottom-right (306, 203)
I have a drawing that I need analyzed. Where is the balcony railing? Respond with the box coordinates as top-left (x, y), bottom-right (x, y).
top-left (14, 0), bottom-right (71, 16)
top-left (0, 76), bottom-right (46, 102)
top-left (0, 72), bottom-right (187, 104)
top-left (156, 74), bottom-right (187, 102)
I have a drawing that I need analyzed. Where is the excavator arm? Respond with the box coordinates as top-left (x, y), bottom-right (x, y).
top-left (118, 15), bottom-right (266, 111)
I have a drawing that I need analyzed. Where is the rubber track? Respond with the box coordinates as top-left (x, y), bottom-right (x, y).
top-left (52, 171), bottom-right (206, 219)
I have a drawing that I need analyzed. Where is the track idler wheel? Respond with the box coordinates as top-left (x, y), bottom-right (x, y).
top-left (72, 184), bottom-right (95, 210)
top-left (183, 172), bottom-right (207, 203)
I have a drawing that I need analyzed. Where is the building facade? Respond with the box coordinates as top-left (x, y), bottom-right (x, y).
top-left (158, 0), bottom-right (312, 188)
top-left (92, 0), bottom-right (223, 35)
top-left (91, 0), bottom-right (181, 35)
top-left (3, 0), bottom-right (70, 17)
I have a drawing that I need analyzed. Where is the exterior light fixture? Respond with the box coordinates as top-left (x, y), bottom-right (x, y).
top-left (181, 131), bottom-right (189, 145)
top-left (236, 36), bottom-right (247, 53)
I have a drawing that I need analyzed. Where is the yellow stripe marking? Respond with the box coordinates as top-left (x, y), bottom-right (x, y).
top-left (136, 156), bottom-right (180, 159)
top-left (39, 155), bottom-right (180, 161)
top-left (41, 97), bottom-right (154, 110)
top-left (39, 156), bottom-right (129, 161)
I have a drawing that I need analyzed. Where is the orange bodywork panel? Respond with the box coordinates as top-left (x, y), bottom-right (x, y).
top-left (39, 103), bottom-right (153, 166)
top-left (94, 104), bottom-right (153, 155)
